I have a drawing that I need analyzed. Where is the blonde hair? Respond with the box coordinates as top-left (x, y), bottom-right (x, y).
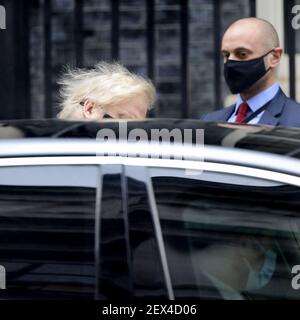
top-left (57, 61), bottom-right (156, 119)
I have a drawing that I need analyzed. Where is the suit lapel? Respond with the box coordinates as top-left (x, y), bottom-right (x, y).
top-left (223, 105), bottom-right (236, 121)
top-left (258, 88), bottom-right (287, 126)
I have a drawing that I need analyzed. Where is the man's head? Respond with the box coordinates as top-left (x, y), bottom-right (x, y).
top-left (221, 18), bottom-right (283, 98)
top-left (57, 62), bottom-right (156, 120)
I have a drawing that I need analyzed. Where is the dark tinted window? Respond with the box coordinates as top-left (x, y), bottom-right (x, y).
top-left (98, 168), bottom-right (130, 299)
top-left (99, 166), bottom-right (168, 299)
top-left (152, 171), bottom-right (300, 300)
top-left (0, 166), bottom-right (98, 299)
top-left (126, 174), bottom-right (167, 299)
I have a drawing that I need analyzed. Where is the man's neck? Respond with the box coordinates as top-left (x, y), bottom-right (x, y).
top-left (240, 79), bottom-right (276, 101)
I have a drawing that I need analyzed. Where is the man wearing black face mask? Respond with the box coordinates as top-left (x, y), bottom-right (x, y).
top-left (202, 18), bottom-right (300, 127)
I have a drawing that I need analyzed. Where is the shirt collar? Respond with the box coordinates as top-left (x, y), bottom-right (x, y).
top-left (235, 82), bottom-right (280, 114)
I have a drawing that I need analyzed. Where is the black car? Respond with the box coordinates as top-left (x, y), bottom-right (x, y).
top-left (0, 119), bottom-right (299, 300)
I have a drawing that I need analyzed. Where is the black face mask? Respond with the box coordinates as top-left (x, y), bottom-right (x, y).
top-left (224, 49), bottom-right (274, 94)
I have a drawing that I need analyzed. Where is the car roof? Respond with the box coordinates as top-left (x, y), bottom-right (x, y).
top-left (1, 118), bottom-right (300, 159)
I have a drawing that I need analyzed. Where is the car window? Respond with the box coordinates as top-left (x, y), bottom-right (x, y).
top-left (98, 166), bottom-right (131, 299)
top-left (150, 168), bottom-right (300, 300)
top-left (98, 165), bottom-right (168, 299)
top-left (0, 165), bottom-right (100, 299)
top-left (126, 170), bottom-right (168, 299)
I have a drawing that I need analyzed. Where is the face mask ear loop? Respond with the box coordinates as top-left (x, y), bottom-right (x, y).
top-left (263, 48), bottom-right (275, 73)
top-left (263, 48), bottom-right (276, 58)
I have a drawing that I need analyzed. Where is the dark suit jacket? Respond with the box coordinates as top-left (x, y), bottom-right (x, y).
top-left (201, 88), bottom-right (300, 127)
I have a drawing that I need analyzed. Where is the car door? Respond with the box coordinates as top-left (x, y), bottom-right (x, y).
top-left (147, 165), bottom-right (300, 300)
top-left (119, 154), bottom-right (300, 300)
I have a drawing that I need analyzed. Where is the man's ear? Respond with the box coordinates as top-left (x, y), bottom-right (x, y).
top-left (82, 99), bottom-right (96, 119)
top-left (269, 47), bottom-right (283, 68)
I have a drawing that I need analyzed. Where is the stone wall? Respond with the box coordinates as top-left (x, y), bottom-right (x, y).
top-left (29, 0), bottom-right (251, 119)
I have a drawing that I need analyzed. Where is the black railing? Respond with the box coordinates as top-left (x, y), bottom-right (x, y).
top-left (43, 0), bottom-right (53, 118)
top-left (0, 0), bottom-right (31, 119)
top-left (284, 0), bottom-right (297, 100)
top-left (146, 0), bottom-right (155, 81)
top-left (180, 0), bottom-right (189, 118)
top-left (0, 0), bottom-right (299, 120)
top-left (146, 0), bottom-right (156, 117)
top-left (111, 0), bottom-right (120, 61)
top-left (249, 0), bottom-right (256, 17)
top-left (213, 0), bottom-right (221, 111)
top-left (74, 0), bottom-right (84, 67)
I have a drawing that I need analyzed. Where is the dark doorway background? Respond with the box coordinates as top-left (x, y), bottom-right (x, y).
top-left (0, 0), bottom-right (298, 120)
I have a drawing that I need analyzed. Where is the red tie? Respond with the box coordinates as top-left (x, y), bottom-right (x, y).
top-left (235, 102), bottom-right (250, 123)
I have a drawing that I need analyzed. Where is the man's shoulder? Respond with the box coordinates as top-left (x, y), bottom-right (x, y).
top-left (201, 105), bottom-right (235, 122)
top-left (284, 96), bottom-right (300, 110)
top-left (274, 93), bottom-right (300, 127)
top-left (281, 97), bottom-right (300, 122)
top-left (279, 93), bottom-right (300, 118)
